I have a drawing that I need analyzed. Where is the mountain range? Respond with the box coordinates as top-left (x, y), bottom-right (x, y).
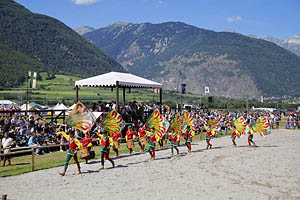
top-left (0, 0), bottom-right (124, 88)
top-left (248, 35), bottom-right (300, 58)
top-left (80, 22), bottom-right (300, 99)
top-left (1, 0), bottom-right (300, 100)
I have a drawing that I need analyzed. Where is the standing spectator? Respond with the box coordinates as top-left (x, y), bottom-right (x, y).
top-left (2, 132), bottom-right (13, 167)
top-left (275, 116), bottom-right (280, 129)
top-left (0, 136), bottom-right (2, 166)
top-left (286, 116), bottom-right (290, 129)
top-left (92, 103), bottom-right (97, 112)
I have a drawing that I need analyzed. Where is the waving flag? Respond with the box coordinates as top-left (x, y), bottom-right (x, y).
top-left (232, 116), bottom-right (247, 136)
top-left (252, 117), bottom-right (270, 137)
top-left (162, 116), bottom-right (170, 136)
top-left (100, 109), bottom-right (125, 135)
top-left (170, 113), bottom-right (182, 133)
top-left (66, 102), bottom-right (96, 133)
top-left (182, 111), bottom-right (195, 132)
top-left (146, 109), bottom-right (169, 137)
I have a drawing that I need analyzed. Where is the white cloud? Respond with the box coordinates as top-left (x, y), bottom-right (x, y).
top-left (227, 16), bottom-right (242, 23)
top-left (72, 0), bottom-right (103, 5)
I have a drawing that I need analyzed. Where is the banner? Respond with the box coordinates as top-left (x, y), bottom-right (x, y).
top-left (182, 111), bottom-right (195, 131)
top-left (170, 113), bottom-right (182, 133)
top-left (146, 109), bottom-right (169, 137)
top-left (181, 84), bottom-right (186, 94)
top-left (66, 102), bottom-right (96, 133)
top-left (100, 109), bottom-right (125, 135)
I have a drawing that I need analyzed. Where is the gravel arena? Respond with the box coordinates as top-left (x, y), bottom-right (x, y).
top-left (1, 130), bottom-right (300, 200)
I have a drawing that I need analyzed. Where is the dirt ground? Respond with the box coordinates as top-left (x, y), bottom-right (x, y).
top-left (1, 129), bottom-right (300, 200)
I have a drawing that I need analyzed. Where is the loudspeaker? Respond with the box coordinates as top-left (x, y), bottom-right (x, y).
top-left (208, 96), bottom-right (213, 103)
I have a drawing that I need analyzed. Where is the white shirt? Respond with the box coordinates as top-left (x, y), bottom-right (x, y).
top-left (2, 137), bottom-right (13, 148)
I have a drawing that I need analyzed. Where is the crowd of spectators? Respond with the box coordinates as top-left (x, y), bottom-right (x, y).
top-left (0, 101), bottom-right (298, 167)
top-left (0, 115), bottom-right (64, 153)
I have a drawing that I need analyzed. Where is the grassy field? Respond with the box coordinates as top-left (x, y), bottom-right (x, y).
top-left (0, 72), bottom-right (205, 106)
top-left (0, 72), bottom-right (278, 110)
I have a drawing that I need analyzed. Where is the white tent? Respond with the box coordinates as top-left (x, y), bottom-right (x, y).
top-left (93, 112), bottom-right (103, 119)
top-left (20, 103), bottom-right (39, 111)
top-left (0, 100), bottom-right (17, 106)
top-left (74, 72), bottom-right (163, 112)
top-left (54, 103), bottom-right (68, 110)
top-left (66, 104), bottom-right (76, 116)
top-left (68, 104), bottom-right (76, 110)
top-left (52, 103), bottom-right (68, 115)
top-left (75, 72), bottom-right (162, 88)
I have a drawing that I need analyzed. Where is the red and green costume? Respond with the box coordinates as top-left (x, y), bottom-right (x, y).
top-left (228, 126), bottom-right (237, 146)
top-left (60, 131), bottom-right (82, 174)
top-left (168, 132), bottom-right (179, 154)
top-left (248, 130), bottom-right (256, 146)
top-left (204, 125), bottom-right (213, 149)
top-left (146, 130), bottom-right (160, 160)
top-left (183, 129), bottom-right (193, 152)
top-left (97, 132), bottom-right (115, 168)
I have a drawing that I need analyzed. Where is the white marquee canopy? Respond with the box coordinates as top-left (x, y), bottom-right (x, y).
top-left (74, 72), bottom-right (163, 112)
top-left (75, 72), bottom-right (162, 88)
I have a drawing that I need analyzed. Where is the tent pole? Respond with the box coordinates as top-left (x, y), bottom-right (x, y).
top-left (123, 87), bottom-right (126, 106)
top-left (76, 85), bottom-right (79, 103)
top-left (116, 81), bottom-right (119, 112)
top-left (160, 88), bottom-right (162, 113)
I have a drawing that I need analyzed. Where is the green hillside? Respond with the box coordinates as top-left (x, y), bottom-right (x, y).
top-left (0, 0), bottom-right (124, 88)
top-left (83, 22), bottom-right (300, 99)
top-left (0, 43), bottom-right (47, 88)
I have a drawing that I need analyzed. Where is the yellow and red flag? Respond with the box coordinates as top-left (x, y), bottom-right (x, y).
top-left (66, 102), bottom-right (96, 133)
top-left (100, 109), bottom-right (125, 135)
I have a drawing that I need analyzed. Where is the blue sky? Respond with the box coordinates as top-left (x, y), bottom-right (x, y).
top-left (15, 0), bottom-right (300, 39)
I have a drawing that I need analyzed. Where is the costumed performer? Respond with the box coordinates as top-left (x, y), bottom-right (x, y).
top-left (58, 128), bottom-right (82, 176)
top-left (146, 127), bottom-right (160, 160)
top-left (168, 128), bottom-right (180, 155)
top-left (126, 126), bottom-right (135, 155)
top-left (138, 123), bottom-right (147, 152)
top-left (96, 130), bottom-right (115, 170)
top-left (112, 131), bottom-right (121, 157)
top-left (81, 132), bottom-right (93, 164)
top-left (183, 126), bottom-right (194, 153)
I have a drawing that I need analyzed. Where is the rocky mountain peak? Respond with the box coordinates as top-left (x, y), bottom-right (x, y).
top-left (74, 26), bottom-right (95, 35)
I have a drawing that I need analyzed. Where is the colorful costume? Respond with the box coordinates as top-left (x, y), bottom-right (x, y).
top-left (112, 132), bottom-right (121, 157)
top-left (146, 129), bottom-right (160, 160)
top-left (168, 131), bottom-right (180, 155)
top-left (228, 126), bottom-right (237, 146)
top-left (60, 131), bottom-right (82, 176)
top-left (138, 127), bottom-right (147, 152)
top-left (126, 128), bottom-right (135, 155)
top-left (96, 132), bottom-right (115, 169)
top-left (183, 128), bottom-right (194, 152)
top-left (247, 117), bottom-right (270, 147)
top-left (81, 135), bottom-right (93, 163)
top-left (230, 117), bottom-right (247, 147)
top-left (247, 129), bottom-right (256, 147)
top-left (204, 123), bottom-right (216, 149)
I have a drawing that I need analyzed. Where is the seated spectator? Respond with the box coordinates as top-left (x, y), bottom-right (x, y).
top-left (28, 132), bottom-right (41, 155)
